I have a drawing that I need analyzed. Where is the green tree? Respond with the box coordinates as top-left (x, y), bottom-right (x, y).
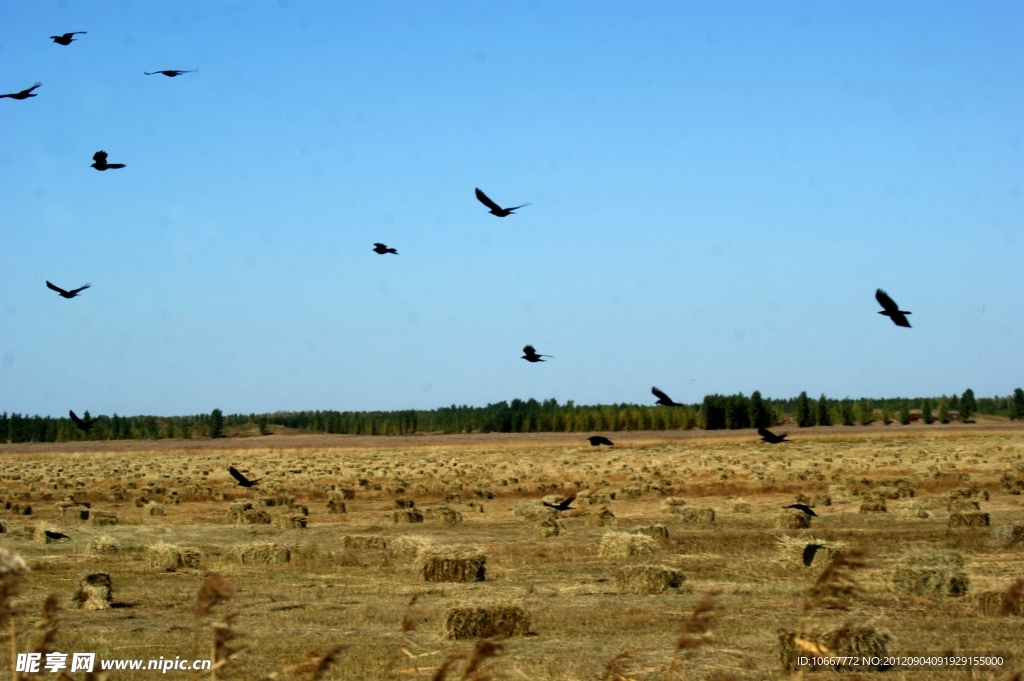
top-left (921, 398), bottom-right (935, 424)
top-left (880, 403), bottom-right (892, 425)
top-left (816, 394), bottom-right (831, 426)
top-left (938, 397), bottom-right (949, 424)
top-left (1010, 388), bottom-right (1024, 421)
top-left (795, 392), bottom-right (813, 427)
top-left (960, 389), bottom-right (976, 423)
top-left (856, 399), bottom-right (875, 425)
top-left (210, 408), bottom-right (225, 439)
top-left (898, 401), bottom-right (911, 425)
top-left (749, 391), bottom-right (770, 429)
top-left (840, 398), bottom-right (855, 426)
top-left (257, 415), bottom-right (270, 435)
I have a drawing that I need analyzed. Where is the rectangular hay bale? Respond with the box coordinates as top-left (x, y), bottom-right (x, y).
top-left (419, 547), bottom-right (486, 583)
top-left (443, 603), bottom-right (531, 639)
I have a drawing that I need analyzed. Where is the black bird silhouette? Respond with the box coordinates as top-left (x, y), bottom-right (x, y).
top-left (475, 188), bottom-right (529, 217)
top-left (373, 243), bottom-right (398, 255)
top-left (69, 410), bottom-right (98, 432)
top-left (521, 345), bottom-right (550, 362)
top-left (1, 82), bottom-right (42, 100)
top-left (91, 150), bottom-right (125, 171)
top-left (50, 32), bottom-right (86, 45)
top-left (45, 530), bottom-right (70, 541)
top-left (786, 504), bottom-right (817, 517)
top-left (144, 70), bottom-right (197, 77)
top-left (802, 543), bottom-right (824, 567)
top-left (228, 466), bottom-right (261, 488)
top-left (652, 386), bottom-right (684, 407)
top-left (47, 281), bottom-right (91, 299)
top-left (875, 289), bottom-right (911, 328)
top-left (588, 435), bottom-right (614, 446)
top-left (758, 427), bottom-right (788, 444)
top-left (542, 493), bottom-right (576, 512)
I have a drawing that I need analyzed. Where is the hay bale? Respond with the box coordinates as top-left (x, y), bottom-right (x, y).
top-left (896, 501), bottom-right (931, 519)
top-left (443, 603), bottom-right (531, 639)
top-left (991, 523), bottom-right (1024, 545)
top-left (90, 511), bottom-right (118, 526)
top-left (584, 506), bottom-right (616, 526)
top-left (238, 509), bottom-right (272, 525)
top-left (732, 501), bottom-right (752, 513)
top-left (179, 547), bottom-right (201, 569)
top-left (393, 509), bottom-right (425, 524)
top-left (437, 506), bottom-right (463, 524)
top-left (621, 486), bottom-right (642, 500)
top-left (232, 542), bottom-right (291, 564)
top-left (148, 542), bottom-right (183, 571)
top-left (859, 498), bottom-right (887, 513)
top-left (88, 535), bottom-right (119, 555)
top-left (599, 532), bottom-right (658, 559)
top-left (811, 494), bottom-right (832, 507)
top-left (75, 573), bottom-right (112, 611)
top-left (776, 511), bottom-right (812, 529)
top-left (144, 503), bottom-right (165, 517)
top-left (677, 506), bottom-right (715, 523)
top-left (326, 498), bottom-right (346, 514)
top-left (419, 547), bottom-right (486, 583)
top-left (389, 535), bottom-right (435, 557)
top-left (395, 497), bottom-right (416, 509)
top-left (57, 504), bottom-right (90, 522)
top-left (976, 590), bottom-right (1024, 617)
top-left (277, 514), bottom-right (308, 529)
top-left (892, 549), bottom-right (969, 597)
top-left (779, 622), bottom-right (890, 673)
top-left (775, 535), bottom-right (846, 568)
top-left (534, 518), bottom-right (565, 538)
top-left (32, 525), bottom-right (69, 544)
top-left (660, 497), bottom-right (687, 513)
top-left (615, 564), bottom-right (684, 594)
top-left (512, 501), bottom-right (557, 522)
top-left (633, 524), bottom-right (669, 543)
top-left (340, 488), bottom-right (356, 499)
top-left (948, 512), bottom-right (989, 528)
top-left (226, 502), bottom-right (252, 522)
top-left (341, 535), bottom-right (388, 550)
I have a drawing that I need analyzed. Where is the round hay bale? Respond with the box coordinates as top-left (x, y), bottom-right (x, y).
top-left (533, 518), bottom-right (565, 538)
top-left (584, 506), bottom-right (616, 526)
top-left (633, 524), bottom-right (669, 543)
top-left (779, 622), bottom-right (890, 673)
top-left (144, 503), bottom-right (165, 517)
top-left (341, 535), bottom-right (388, 550)
top-left (615, 564), bottom-right (684, 594)
top-left (90, 510), bottom-right (118, 526)
top-left (76, 573), bottom-right (112, 611)
top-left (277, 514), bottom-right (308, 529)
top-left (443, 602), bottom-right (531, 639)
top-left (859, 498), bottom-right (887, 513)
top-left (419, 546), bottom-right (486, 583)
top-left (88, 535), bottom-right (119, 555)
top-left (393, 509), bottom-right (425, 524)
top-left (892, 549), bottom-right (969, 597)
top-left (948, 512), bottom-right (989, 528)
top-left (598, 532), bottom-right (658, 559)
top-left (732, 501), bottom-right (752, 513)
top-left (232, 541), bottom-right (291, 564)
top-left (776, 511), bottom-right (812, 529)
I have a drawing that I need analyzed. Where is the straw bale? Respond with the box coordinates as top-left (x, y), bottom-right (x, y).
top-left (88, 535), bottom-right (119, 555)
top-left (443, 602), bottom-right (531, 639)
top-left (599, 532), bottom-right (658, 559)
top-left (779, 621), bottom-right (890, 673)
top-left (75, 573), bottom-right (112, 611)
top-left (991, 522), bottom-right (1024, 545)
top-left (395, 497), bottom-right (415, 509)
top-left (858, 498), bottom-right (887, 513)
top-left (584, 506), bottom-right (616, 526)
top-left (437, 505), bottom-right (463, 524)
top-left (633, 524), bottom-right (669, 543)
top-left (976, 590), bottom-right (1023, 617)
top-left (811, 494), bottom-right (832, 507)
top-left (32, 524), bottom-right (68, 544)
top-left (238, 508), bottom-right (272, 525)
top-left (57, 504), bottom-right (90, 522)
top-left (732, 501), bottom-right (752, 513)
top-left (340, 488), bottom-right (356, 499)
top-left (148, 542), bottom-right (182, 571)
top-left (947, 498), bottom-right (980, 513)
top-left (232, 541), bottom-right (291, 564)
top-left (389, 535), bottom-right (435, 557)
top-left (326, 498), bottom-right (347, 514)
top-left (144, 503), bottom-right (165, 517)
top-left (341, 535), bottom-right (388, 551)
top-left (393, 509), bottom-right (425, 524)
top-left (775, 535), bottom-right (846, 568)
top-left (90, 510), bottom-right (118, 526)
top-left (615, 564), bottom-right (684, 594)
top-left (419, 546), bottom-right (486, 583)
top-left (892, 549), bottom-right (969, 596)
top-left (948, 512), bottom-right (989, 528)
top-left (513, 501), bottom-right (557, 522)
top-left (277, 513), bottom-right (308, 529)
top-left (776, 510), bottom-right (812, 529)
top-left (534, 518), bottom-right (565, 538)
top-left (622, 486), bottom-right (642, 500)
top-left (896, 501), bottom-right (931, 519)
top-left (677, 506), bottom-right (716, 523)
top-left (660, 497), bottom-right (687, 513)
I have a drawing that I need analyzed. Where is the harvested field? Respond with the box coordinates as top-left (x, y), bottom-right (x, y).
top-left (1, 425), bottom-right (1022, 680)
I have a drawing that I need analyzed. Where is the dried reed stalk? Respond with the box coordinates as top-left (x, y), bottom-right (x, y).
top-left (997, 578), bottom-right (1024, 617)
top-left (192, 574), bottom-right (236, 681)
top-left (668, 590), bottom-right (720, 675)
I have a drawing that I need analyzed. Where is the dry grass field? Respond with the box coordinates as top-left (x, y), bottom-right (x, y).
top-left (2, 422), bottom-right (1023, 680)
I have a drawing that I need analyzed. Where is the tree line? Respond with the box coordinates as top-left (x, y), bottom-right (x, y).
top-left (2, 388), bottom-right (1022, 443)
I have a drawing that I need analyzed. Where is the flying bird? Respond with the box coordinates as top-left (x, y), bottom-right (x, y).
top-left (758, 427), bottom-right (788, 444)
top-left (588, 436), bottom-right (614, 446)
top-left (786, 504), bottom-right (817, 517)
top-left (91, 150), bottom-right (125, 171)
top-left (47, 281), bottom-right (91, 299)
top-left (802, 543), bottom-right (824, 567)
top-left (1, 82), bottom-right (42, 100)
top-left (373, 243), bottom-right (398, 255)
top-left (69, 410), bottom-right (98, 432)
top-left (45, 530), bottom-right (70, 541)
top-left (144, 70), bottom-right (197, 77)
top-left (475, 188), bottom-right (529, 217)
top-left (542, 493), bottom-right (576, 512)
top-left (50, 32), bottom-right (86, 45)
top-left (875, 289), bottom-right (911, 328)
top-left (652, 386), bottom-right (684, 407)
top-left (521, 345), bottom-right (550, 362)
top-left (228, 466), bottom-right (261, 488)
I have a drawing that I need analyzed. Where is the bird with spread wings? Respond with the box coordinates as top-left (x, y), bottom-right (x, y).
top-left (145, 70), bottom-right (197, 77)
top-left (1, 82), bottom-right (42, 100)
top-left (876, 289), bottom-right (911, 328)
top-left (47, 281), bottom-right (91, 299)
top-left (91, 150), bottom-right (125, 171)
top-left (475, 188), bottom-right (529, 217)
top-left (652, 386), bottom-right (684, 407)
top-left (228, 466), bottom-right (261, 488)
top-left (70, 410), bottom-right (98, 432)
top-left (50, 32), bottom-right (86, 45)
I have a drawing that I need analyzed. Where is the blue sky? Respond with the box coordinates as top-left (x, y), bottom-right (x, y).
top-left (1, 0), bottom-right (1021, 417)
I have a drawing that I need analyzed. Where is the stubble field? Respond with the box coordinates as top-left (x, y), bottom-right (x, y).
top-left (2, 423), bottom-right (1023, 680)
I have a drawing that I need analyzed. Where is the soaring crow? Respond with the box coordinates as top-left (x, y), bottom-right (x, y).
top-left (47, 281), bottom-right (91, 299)
top-left (144, 70), bottom-right (197, 77)
top-left (69, 410), bottom-right (98, 432)
top-left (228, 466), bottom-right (261, 488)
top-left (373, 243), bottom-right (398, 255)
top-left (521, 345), bottom-right (550, 363)
top-left (786, 504), bottom-right (817, 517)
top-left (588, 435), bottom-right (614, 446)
top-left (758, 427), bottom-right (788, 444)
top-left (875, 289), bottom-right (911, 328)
top-left (542, 493), bottom-right (576, 512)
top-left (802, 543), bottom-right (824, 567)
top-left (475, 188), bottom-right (529, 217)
top-left (1, 82), bottom-right (42, 100)
top-left (652, 386), bottom-right (684, 407)
top-left (50, 32), bottom-right (86, 45)
top-left (91, 150), bottom-right (125, 171)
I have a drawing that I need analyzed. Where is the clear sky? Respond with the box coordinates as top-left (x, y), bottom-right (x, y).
top-left (1, 0), bottom-right (1021, 418)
